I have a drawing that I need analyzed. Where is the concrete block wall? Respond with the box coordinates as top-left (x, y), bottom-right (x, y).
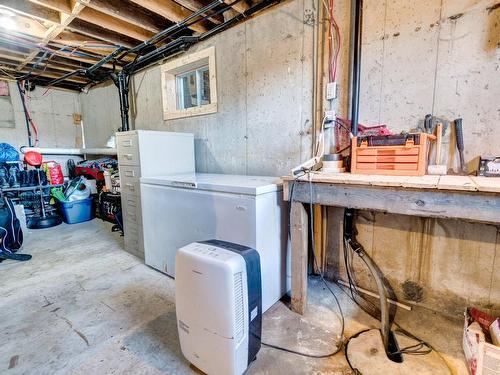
top-left (0, 83), bottom-right (82, 151)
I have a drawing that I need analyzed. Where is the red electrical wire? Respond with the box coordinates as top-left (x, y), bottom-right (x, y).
top-left (328, 0), bottom-right (341, 82)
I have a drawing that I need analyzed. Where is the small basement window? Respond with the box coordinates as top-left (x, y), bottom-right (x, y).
top-left (161, 46), bottom-right (217, 120)
top-left (176, 66), bottom-right (210, 110)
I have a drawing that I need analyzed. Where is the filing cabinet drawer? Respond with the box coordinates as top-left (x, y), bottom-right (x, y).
top-left (121, 193), bottom-right (142, 225)
top-left (117, 134), bottom-right (140, 166)
top-left (124, 231), bottom-right (144, 259)
top-left (119, 166), bottom-right (141, 196)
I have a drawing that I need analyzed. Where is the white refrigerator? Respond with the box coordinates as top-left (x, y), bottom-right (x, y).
top-left (140, 173), bottom-right (289, 312)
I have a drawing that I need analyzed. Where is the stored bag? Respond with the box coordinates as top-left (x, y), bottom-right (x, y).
top-left (0, 197), bottom-right (30, 262)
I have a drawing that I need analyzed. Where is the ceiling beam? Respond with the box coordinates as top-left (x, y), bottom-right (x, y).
top-left (75, 6), bottom-right (154, 41)
top-left (0, 63), bottom-right (88, 83)
top-left (3, 14), bottom-right (50, 39)
top-left (0, 0), bottom-right (60, 24)
top-left (67, 19), bottom-right (138, 48)
top-left (173, 0), bottom-right (223, 24)
top-left (16, 0), bottom-right (88, 71)
top-left (29, 0), bottom-right (71, 14)
top-left (224, 0), bottom-right (249, 14)
top-left (128, 0), bottom-right (208, 34)
top-left (0, 51), bottom-right (88, 75)
top-left (81, 0), bottom-right (164, 33)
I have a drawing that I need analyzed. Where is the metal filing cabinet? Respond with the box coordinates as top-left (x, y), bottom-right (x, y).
top-left (116, 130), bottom-right (195, 258)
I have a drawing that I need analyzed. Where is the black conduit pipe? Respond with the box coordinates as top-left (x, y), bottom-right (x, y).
top-left (349, 0), bottom-right (363, 136)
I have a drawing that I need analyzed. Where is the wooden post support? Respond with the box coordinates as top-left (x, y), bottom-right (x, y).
top-left (290, 201), bottom-right (308, 314)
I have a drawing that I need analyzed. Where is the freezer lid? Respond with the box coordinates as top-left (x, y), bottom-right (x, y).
top-left (140, 173), bottom-right (282, 195)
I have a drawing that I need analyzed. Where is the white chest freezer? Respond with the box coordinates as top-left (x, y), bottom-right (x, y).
top-left (140, 173), bottom-right (289, 312)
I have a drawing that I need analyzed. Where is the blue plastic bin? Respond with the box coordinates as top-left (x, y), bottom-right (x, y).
top-left (59, 197), bottom-right (93, 224)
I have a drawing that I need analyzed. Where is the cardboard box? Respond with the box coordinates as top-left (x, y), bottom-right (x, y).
top-left (463, 309), bottom-right (500, 375)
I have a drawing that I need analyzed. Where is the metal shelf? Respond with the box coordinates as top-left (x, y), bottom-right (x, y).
top-left (0, 184), bottom-right (65, 193)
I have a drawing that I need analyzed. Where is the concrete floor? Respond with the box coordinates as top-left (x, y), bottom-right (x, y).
top-left (0, 220), bottom-right (468, 374)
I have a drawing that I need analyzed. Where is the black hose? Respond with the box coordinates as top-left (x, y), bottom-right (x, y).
top-left (17, 81), bottom-right (32, 147)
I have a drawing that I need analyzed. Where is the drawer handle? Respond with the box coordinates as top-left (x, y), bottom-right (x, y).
top-left (126, 183), bottom-right (135, 191)
top-left (123, 154), bottom-right (133, 160)
top-left (122, 140), bottom-right (133, 147)
top-left (125, 170), bottom-right (135, 177)
top-left (127, 200), bottom-right (136, 207)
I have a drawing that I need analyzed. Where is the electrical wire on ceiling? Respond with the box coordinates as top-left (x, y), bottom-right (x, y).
top-left (261, 174), bottom-right (345, 358)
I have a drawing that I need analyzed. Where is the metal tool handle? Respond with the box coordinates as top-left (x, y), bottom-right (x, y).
top-left (455, 118), bottom-right (464, 151)
top-left (424, 114), bottom-right (433, 134)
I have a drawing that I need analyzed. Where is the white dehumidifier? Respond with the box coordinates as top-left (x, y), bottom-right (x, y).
top-left (175, 240), bottom-right (262, 375)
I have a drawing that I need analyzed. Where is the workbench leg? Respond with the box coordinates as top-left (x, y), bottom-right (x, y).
top-left (290, 201), bottom-right (308, 315)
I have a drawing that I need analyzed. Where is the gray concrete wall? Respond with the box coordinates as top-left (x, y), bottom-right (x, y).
top-left (0, 82), bottom-right (81, 151)
top-left (80, 82), bottom-right (122, 148)
top-left (327, 0), bottom-right (500, 316)
top-left (358, 0), bottom-right (500, 172)
top-left (80, 0), bottom-right (315, 175)
top-left (79, 0), bottom-right (499, 316)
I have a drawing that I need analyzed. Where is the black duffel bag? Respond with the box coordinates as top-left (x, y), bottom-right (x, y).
top-left (0, 196), bottom-right (31, 262)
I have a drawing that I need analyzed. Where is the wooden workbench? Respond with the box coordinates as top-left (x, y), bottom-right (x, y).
top-left (282, 173), bottom-right (500, 314)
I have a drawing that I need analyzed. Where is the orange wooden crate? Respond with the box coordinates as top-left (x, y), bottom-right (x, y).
top-left (351, 133), bottom-right (434, 176)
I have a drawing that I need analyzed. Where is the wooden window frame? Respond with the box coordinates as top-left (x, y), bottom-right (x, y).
top-left (161, 46), bottom-right (217, 120)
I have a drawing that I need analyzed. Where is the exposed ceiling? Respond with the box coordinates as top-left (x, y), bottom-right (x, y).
top-left (0, 0), bottom-right (267, 91)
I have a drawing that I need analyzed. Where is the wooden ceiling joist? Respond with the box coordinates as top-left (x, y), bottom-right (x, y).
top-left (174, 0), bottom-right (224, 25)
top-left (76, 6), bottom-right (154, 40)
top-left (224, 0), bottom-right (250, 14)
top-left (16, 0), bottom-right (87, 71)
top-left (0, 63), bottom-right (87, 83)
top-left (0, 0), bottom-right (273, 88)
top-left (0, 49), bottom-right (94, 76)
top-left (82, 0), bottom-right (166, 33)
top-left (0, 0), bottom-right (60, 24)
top-left (28, 0), bottom-right (72, 14)
top-left (128, 0), bottom-right (209, 33)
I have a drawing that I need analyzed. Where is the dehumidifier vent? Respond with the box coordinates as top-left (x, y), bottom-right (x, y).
top-left (234, 271), bottom-right (244, 342)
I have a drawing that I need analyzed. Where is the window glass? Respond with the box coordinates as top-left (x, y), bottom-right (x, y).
top-left (176, 66), bottom-right (210, 110)
top-left (177, 70), bottom-right (198, 109)
top-left (199, 66), bottom-right (210, 105)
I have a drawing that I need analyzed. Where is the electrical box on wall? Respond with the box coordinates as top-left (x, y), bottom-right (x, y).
top-left (326, 82), bottom-right (337, 100)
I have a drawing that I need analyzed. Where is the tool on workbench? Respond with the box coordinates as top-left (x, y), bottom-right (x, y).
top-left (454, 118), bottom-right (467, 174)
top-left (477, 156), bottom-right (500, 177)
top-left (424, 114), bottom-right (433, 134)
top-left (428, 123), bottom-right (447, 175)
top-left (351, 133), bottom-right (435, 176)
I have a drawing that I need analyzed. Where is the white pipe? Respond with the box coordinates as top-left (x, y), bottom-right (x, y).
top-left (337, 280), bottom-right (412, 311)
top-left (23, 147), bottom-right (117, 156)
top-left (80, 120), bottom-right (86, 149)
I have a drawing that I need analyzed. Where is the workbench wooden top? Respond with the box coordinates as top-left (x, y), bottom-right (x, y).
top-left (282, 173), bottom-right (500, 194)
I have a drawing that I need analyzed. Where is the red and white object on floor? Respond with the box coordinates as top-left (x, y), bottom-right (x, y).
top-left (463, 307), bottom-right (500, 375)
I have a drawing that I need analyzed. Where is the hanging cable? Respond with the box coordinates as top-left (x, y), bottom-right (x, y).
top-left (17, 80), bottom-right (39, 147)
top-left (17, 80), bottom-right (32, 148)
top-left (261, 175), bottom-right (345, 358)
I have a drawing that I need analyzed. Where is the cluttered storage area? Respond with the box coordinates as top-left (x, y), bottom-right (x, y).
top-left (0, 0), bottom-right (498, 374)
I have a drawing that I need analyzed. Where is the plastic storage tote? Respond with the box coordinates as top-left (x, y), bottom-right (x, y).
top-left (59, 197), bottom-right (93, 224)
